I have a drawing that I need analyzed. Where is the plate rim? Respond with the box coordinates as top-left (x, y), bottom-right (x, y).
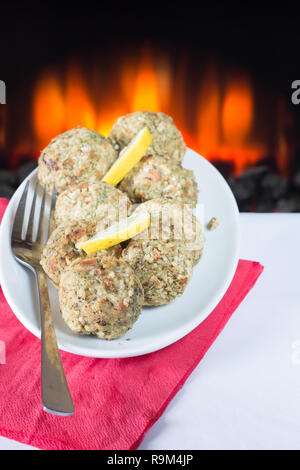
top-left (0, 149), bottom-right (240, 358)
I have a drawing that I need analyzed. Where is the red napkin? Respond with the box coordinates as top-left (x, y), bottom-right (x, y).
top-left (0, 198), bottom-right (263, 450)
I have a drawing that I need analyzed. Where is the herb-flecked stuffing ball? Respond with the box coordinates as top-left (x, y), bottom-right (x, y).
top-left (59, 254), bottom-right (144, 340)
top-left (133, 199), bottom-right (204, 265)
top-left (41, 218), bottom-right (121, 287)
top-left (122, 239), bottom-right (194, 306)
top-left (122, 199), bottom-right (205, 305)
top-left (109, 111), bottom-right (186, 162)
top-left (118, 154), bottom-right (198, 207)
top-left (55, 182), bottom-right (132, 226)
top-left (38, 126), bottom-right (118, 194)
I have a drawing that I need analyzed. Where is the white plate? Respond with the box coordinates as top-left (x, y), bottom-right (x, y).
top-left (0, 149), bottom-right (240, 358)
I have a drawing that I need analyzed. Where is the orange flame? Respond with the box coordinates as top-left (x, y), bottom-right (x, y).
top-left (65, 66), bottom-right (96, 130)
top-left (195, 73), bottom-right (264, 173)
top-left (222, 78), bottom-right (253, 145)
top-left (32, 52), bottom-right (266, 174)
top-left (97, 106), bottom-right (127, 137)
top-left (33, 74), bottom-right (65, 149)
top-left (197, 67), bottom-right (220, 156)
top-left (131, 51), bottom-right (160, 112)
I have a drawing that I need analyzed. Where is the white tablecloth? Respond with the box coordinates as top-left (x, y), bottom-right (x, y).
top-left (1, 213), bottom-right (300, 450)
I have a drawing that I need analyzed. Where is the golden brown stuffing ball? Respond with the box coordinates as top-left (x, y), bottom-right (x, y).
top-left (59, 254), bottom-right (144, 340)
top-left (38, 126), bottom-right (118, 194)
top-left (122, 199), bottom-right (205, 305)
top-left (109, 111), bottom-right (186, 162)
top-left (55, 182), bottom-right (131, 226)
top-left (119, 154), bottom-right (198, 207)
top-left (41, 218), bottom-right (121, 287)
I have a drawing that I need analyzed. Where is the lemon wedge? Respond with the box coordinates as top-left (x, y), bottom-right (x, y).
top-left (79, 210), bottom-right (150, 254)
top-left (102, 126), bottom-right (152, 186)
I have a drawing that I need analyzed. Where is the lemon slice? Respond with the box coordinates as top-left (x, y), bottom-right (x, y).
top-left (102, 126), bottom-right (152, 186)
top-left (79, 210), bottom-right (150, 254)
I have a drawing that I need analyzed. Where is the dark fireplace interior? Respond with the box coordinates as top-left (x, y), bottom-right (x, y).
top-left (1, 4), bottom-right (300, 211)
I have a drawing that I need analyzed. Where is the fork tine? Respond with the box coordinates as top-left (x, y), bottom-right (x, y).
top-left (25, 181), bottom-right (39, 243)
top-left (36, 185), bottom-right (46, 243)
top-left (46, 186), bottom-right (56, 242)
top-left (12, 180), bottom-right (30, 240)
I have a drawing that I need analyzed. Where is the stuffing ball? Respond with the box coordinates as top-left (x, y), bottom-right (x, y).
top-left (133, 199), bottom-right (204, 265)
top-left (119, 154), bottom-right (198, 207)
top-left (59, 254), bottom-right (144, 340)
top-left (122, 239), bottom-right (193, 306)
top-left (38, 126), bottom-right (118, 194)
top-left (122, 199), bottom-right (205, 305)
top-left (55, 182), bottom-right (132, 226)
top-left (109, 111), bottom-right (186, 162)
top-left (41, 218), bottom-right (121, 287)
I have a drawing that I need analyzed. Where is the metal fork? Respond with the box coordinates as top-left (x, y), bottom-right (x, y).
top-left (11, 179), bottom-right (74, 416)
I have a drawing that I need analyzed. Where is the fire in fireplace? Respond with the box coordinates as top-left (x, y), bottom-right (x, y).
top-left (0, 6), bottom-right (300, 211)
top-left (2, 48), bottom-right (289, 173)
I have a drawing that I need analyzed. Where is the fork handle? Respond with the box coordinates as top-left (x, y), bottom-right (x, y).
top-left (36, 268), bottom-right (74, 416)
